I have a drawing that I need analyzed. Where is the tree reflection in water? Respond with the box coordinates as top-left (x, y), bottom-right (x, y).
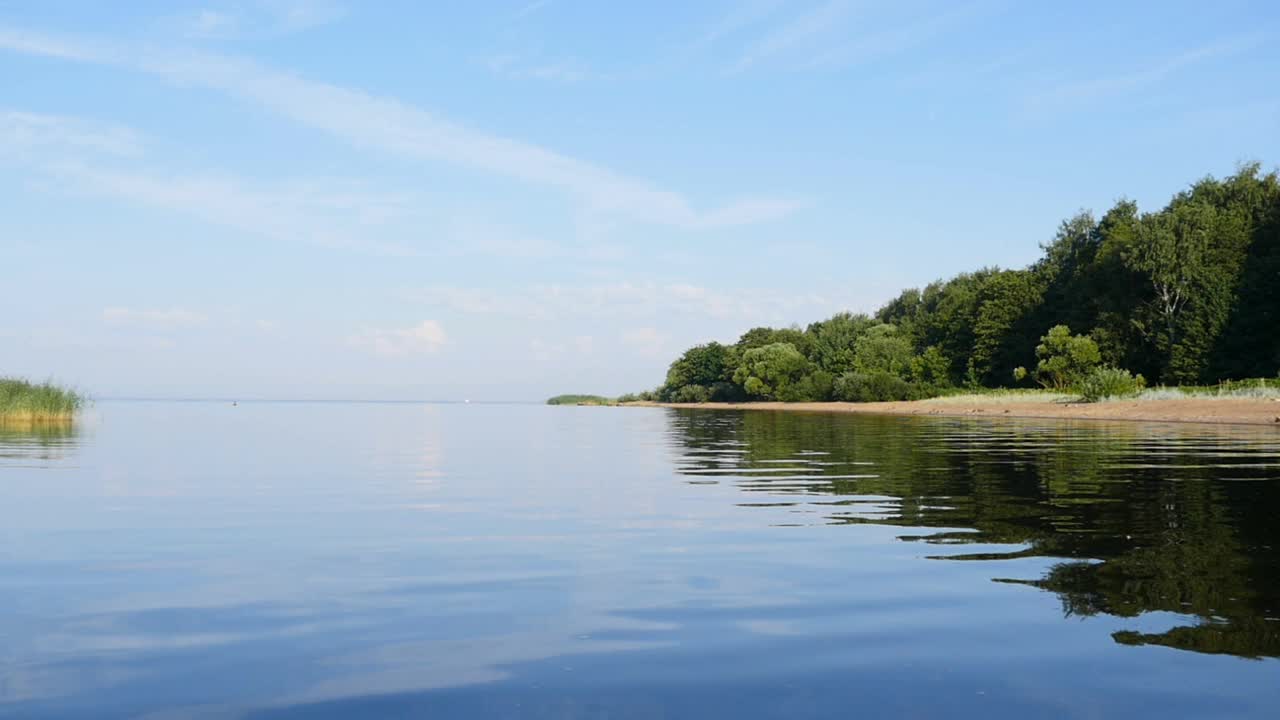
top-left (663, 409), bottom-right (1280, 659)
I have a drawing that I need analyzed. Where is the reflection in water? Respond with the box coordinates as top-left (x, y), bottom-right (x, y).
top-left (5, 402), bottom-right (1280, 718)
top-left (0, 421), bottom-right (80, 467)
top-left (665, 410), bottom-right (1280, 659)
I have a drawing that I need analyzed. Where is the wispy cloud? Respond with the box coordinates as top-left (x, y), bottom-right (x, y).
top-left (511, 0), bottom-right (552, 21)
top-left (185, 10), bottom-right (239, 38)
top-left (802, 2), bottom-right (993, 70)
top-left (1, 110), bottom-right (433, 255)
top-left (41, 161), bottom-right (423, 255)
top-left (348, 320), bottom-right (448, 357)
top-left (1026, 35), bottom-right (1263, 111)
top-left (174, 1), bottom-right (344, 39)
top-left (1, 110), bottom-right (140, 156)
top-left (731, 0), bottom-right (854, 74)
top-left (691, 0), bottom-right (786, 50)
top-left (0, 26), bottom-right (804, 230)
top-left (485, 54), bottom-right (595, 83)
top-left (0, 27), bottom-right (102, 61)
top-left (103, 306), bottom-right (207, 328)
top-left (401, 282), bottom-right (835, 323)
top-left (619, 327), bottom-right (668, 356)
top-left (267, 0), bottom-right (346, 33)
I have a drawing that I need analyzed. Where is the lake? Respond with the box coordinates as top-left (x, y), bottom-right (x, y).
top-left (2, 401), bottom-right (1279, 718)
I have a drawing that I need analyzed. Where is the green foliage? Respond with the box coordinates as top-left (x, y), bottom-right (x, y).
top-left (1035, 325), bottom-right (1102, 389)
top-left (664, 342), bottom-right (733, 389)
top-left (732, 342), bottom-right (810, 400)
top-left (806, 312), bottom-right (876, 374)
top-left (1077, 366), bottom-right (1146, 402)
top-left (669, 384), bottom-right (712, 403)
top-left (968, 269), bottom-right (1044, 385)
top-left (1012, 366), bottom-right (1029, 383)
top-left (909, 345), bottom-right (952, 386)
top-left (853, 324), bottom-right (913, 376)
top-left (783, 369), bottom-right (835, 402)
top-left (546, 394), bottom-right (613, 406)
top-left (635, 166), bottom-right (1280, 401)
top-left (659, 342), bottom-right (738, 402)
top-left (834, 371), bottom-right (914, 402)
top-left (0, 378), bottom-right (83, 420)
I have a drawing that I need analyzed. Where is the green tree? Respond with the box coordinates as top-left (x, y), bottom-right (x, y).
top-left (909, 345), bottom-right (952, 386)
top-left (1127, 203), bottom-right (1213, 381)
top-left (664, 342), bottom-right (733, 390)
top-left (806, 312), bottom-right (876, 375)
top-left (969, 269), bottom-right (1043, 385)
top-left (732, 343), bottom-right (810, 400)
top-left (853, 324), bottom-right (913, 377)
top-left (1034, 325), bottom-right (1101, 389)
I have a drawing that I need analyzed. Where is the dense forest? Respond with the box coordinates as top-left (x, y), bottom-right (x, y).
top-left (629, 164), bottom-right (1280, 403)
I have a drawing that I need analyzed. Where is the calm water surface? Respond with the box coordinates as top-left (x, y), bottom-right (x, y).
top-left (2, 402), bottom-right (1279, 718)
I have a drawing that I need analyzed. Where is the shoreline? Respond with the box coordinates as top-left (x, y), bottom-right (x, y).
top-left (622, 397), bottom-right (1280, 427)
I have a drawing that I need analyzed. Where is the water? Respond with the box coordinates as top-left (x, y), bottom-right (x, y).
top-left (2, 402), bottom-right (1279, 719)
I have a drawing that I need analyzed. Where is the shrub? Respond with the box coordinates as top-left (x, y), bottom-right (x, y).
top-left (834, 371), bottom-right (913, 402)
top-left (909, 345), bottom-right (952, 386)
top-left (1077, 366), bottom-right (1146, 402)
top-left (781, 370), bottom-right (835, 402)
top-left (670, 384), bottom-right (712, 403)
top-left (1034, 325), bottom-right (1101, 389)
top-left (708, 381), bottom-right (744, 402)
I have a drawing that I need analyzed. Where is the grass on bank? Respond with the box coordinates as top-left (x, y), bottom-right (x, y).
top-left (0, 378), bottom-right (84, 422)
top-left (1110, 378), bottom-right (1280, 402)
top-left (918, 388), bottom-right (1077, 404)
top-left (546, 394), bottom-right (616, 406)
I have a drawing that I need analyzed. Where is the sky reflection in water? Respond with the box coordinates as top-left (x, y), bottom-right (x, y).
top-left (2, 402), bottom-right (1278, 719)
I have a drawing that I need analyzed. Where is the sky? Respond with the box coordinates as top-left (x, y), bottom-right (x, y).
top-left (2, 1), bottom-right (1278, 401)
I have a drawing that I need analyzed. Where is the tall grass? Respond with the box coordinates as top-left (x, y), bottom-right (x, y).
top-left (0, 378), bottom-right (84, 421)
top-left (1111, 379), bottom-right (1280, 402)
top-left (920, 388), bottom-right (1075, 404)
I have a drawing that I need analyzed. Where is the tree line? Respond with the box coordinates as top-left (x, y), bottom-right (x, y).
top-left (626, 164), bottom-right (1280, 403)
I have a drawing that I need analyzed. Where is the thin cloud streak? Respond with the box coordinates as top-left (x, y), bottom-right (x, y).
top-left (730, 0), bottom-right (854, 74)
top-left (348, 320), bottom-right (448, 357)
top-left (401, 282), bottom-right (836, 323)
top-left (103, 306), bottom-right (207, 328)
top-left (1026, 35), bottom-right (1265, 110)
top-left (802, 1), bottom-right (993, 70)
top-left (0, 26), bottom-right (805, 230)
top-left (511, 0), bottom-right (552, 21)
top-left (1, 110), bottom-right (140, 156)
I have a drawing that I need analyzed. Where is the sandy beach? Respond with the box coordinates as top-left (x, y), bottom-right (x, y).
top-left (625, 397), bottom-right (1280, 426)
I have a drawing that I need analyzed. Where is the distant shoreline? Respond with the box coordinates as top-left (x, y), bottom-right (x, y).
top-left (619, 397), bottom-right (1280, 427)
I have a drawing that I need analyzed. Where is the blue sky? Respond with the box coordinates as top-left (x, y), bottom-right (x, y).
top-left (2, 1), bottom-right (1277, 400)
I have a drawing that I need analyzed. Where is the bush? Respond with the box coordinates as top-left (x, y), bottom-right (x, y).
top-left (709, 381), bottom-right (745, 402)
top-left (1034, 325), bottom-right (1101, 389)
top-left (670, 384), bottom-right (712, 403)
top-left (1077, 366), bottom-right (1145, 402)
top-left (780, 370), bottom-right (835, 402)
top-left (834, 371), bottom-right (913, 402)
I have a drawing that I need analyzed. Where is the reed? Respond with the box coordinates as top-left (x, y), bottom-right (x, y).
top-left (0, 377), bottom-right (84, 421)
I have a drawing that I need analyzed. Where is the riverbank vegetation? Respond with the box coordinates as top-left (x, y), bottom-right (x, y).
top-left (546, 394), bottom-right (615, 406)
top-left (633, 165), bottom-right (1280, 405)
top-left (0, 378), bottom-right (84, 422)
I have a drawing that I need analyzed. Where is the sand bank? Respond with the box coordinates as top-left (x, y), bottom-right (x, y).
top-left (624, 397), bottom-right (1280, 427)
